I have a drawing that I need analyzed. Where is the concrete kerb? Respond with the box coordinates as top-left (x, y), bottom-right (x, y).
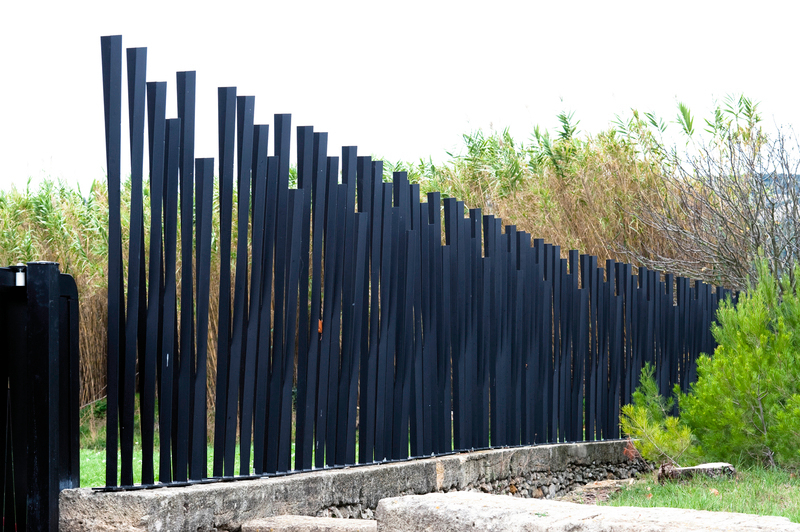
top-left (59, 440), bottom-right (645, 531)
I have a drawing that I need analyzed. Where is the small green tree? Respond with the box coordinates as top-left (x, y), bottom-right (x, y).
top-left (680, 259), bottom-right (800, 468)
top-left (620, 363), bottom-right (699, 467)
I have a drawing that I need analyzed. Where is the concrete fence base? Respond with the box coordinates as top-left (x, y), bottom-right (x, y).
top-left (60, 440), bottom-right (646, 531)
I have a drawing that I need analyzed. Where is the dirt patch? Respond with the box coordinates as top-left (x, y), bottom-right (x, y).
top-left (556, 478), bottom-right (637, 505)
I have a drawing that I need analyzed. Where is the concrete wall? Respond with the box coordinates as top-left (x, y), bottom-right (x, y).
top-left (60, 440), bottom-right (647, 532)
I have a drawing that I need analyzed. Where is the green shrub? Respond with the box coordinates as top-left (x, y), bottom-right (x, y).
top-left (680, 259), bottom-right (800, 468)
top-left (620, 363), bottom-right (699, 466)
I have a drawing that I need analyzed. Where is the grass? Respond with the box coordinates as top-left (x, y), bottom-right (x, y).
top-left (80, 397), bottom-right (298, 487)
top-left (604, 467), bottom-right (800, 523)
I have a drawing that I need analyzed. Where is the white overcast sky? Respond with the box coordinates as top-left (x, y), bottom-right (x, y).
top-left (2, 0), bottom-right (798, 193)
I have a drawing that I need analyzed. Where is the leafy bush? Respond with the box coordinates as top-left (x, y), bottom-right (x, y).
top-left (620, 363), bottom-right (699, 466)
top-left (680, 259), bottom-right (800, 468)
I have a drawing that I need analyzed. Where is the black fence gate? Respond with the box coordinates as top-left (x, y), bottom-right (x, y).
top-left (0, 262), bottom-right (80, 532)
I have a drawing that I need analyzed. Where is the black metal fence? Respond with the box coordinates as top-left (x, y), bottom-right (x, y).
top-left (100, 35), bottom-right (734, 489)
top-left (1, 262), bottom-right (80, 531)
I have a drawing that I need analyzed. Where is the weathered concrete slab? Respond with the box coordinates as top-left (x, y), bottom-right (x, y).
top-left (376, 491), bottom-right (800, 532)
top-left (242, 515), bottom-right (376, 532)
top-left (60, 440), bottom-right (644, 531)
top-left (658, 462), bottom-right (737, 482)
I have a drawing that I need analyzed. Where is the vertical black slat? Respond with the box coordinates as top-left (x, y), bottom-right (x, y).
top-left (325, 184), bottom-right (348, 466)
top-left (579, 255), bottom-right (592, 441)
top-left (120, 46), bottom-right (146, 486)
top-left (175, 71), bottom-right (196, 481)
top-left (297, 133), bottom-right (328, 470)
top-left (191, 157), bottom-right (214, 479)
top-left (101, 34), bottom-right (123, 488)
top-left (541, 254), bottom-right (554, 443)
top-left (646, 270), bottom-right (656, 371)
top-left (408, 189), bottom-right (424, 458)
top-left (254, 156), bottom-right (279, 472)
top-left (373, 194), bottom-right (395, 461)
top-left (667, 275), bottom-right (679, 416)
top-left (456, 207), bottom-right (472, 448)
top-left (265, 118), bottom-right (293, 474)
top-left (241, 125), bottom-right (269, 475)
top-left (600, 261), bottom-right (610, 440)
top-left (141, 80), bottom-right (166, 486)
top-left (567, 256), bottom-right (578, 441)
top-left (611, 263), bottom-right (624, 439)
top-left (387, 208), bottom-right (406, 460)
top-left (278, 189), bottom-right (306, 472)
top-left (524, 237), bottom-right (539, 444)
top-left (479, 216), bottom-right (493, 449)
top-left (496, 225), bottom-right (510, 446)
top-left (294, 126), bottom-right (314, 470)
top-left (659, 275), bottom-right (671, 399)
top-left (533, 240), bottom-right (544, 443)
top-left (491, 225), bottom-right (505, 446)
top-left (393, 171), bottom-right (409, 212)
top-left (158, 119), bottom-right (181, 483)
top-left (438, 244), bottom-right (453, 452)
top-left (395, 228), bottom-right (417, 460)
top-left (425, 194), bottom-right (445, 453)
top-left (442, 198), bottom-right (460, 448)
top-left (485, 218), bottom-right (499, 446)
top-left (595, 262), bottom-right (607, 439)
top-left (515, 233), bottom-right (530, 444)
top-left (517, 237), bottom-right (530, 445)
top-left (530, 239), bottom-right (543, 442)
top-left (410, 223), bottom-right (425, 457)
top-left (575, 287), bottom-right (588, 442)
top-left (677, 277), bottom-right (688, 394)
top-left (587, 260), bottom-right (597, 440)
top-left (390, 210), bottom-right (409, 459)
top-left (344, 213), bottom-right (369, 465)
top-left (570, 256), bottom-right (581, 441)
top-left (334, 148), bottom-right (358, 466)
top-left (546, 244), bottom-right (558, 441)
top-left (477, 219), bottom-right (491, 449)
top-left (589, 256), bottom-right (599, 441)
top-left (356, 158), bottom-right (373, 443)
top-left (410, 210), bottom-right (425, 457)
top-left (627, 263), bottom-right (638, 404)
top-left (219, 95), bottom-right (254, 477)
top-left (599, 262), bottom-right (609, 439)
top-left (24, 263), bottom-right (60, 531)
top-left (466, 210), bottom-right (482, 448)
top-left (212, 87), bottom-right (237, 477)
top-left (313, 159), bottom-right (341, 469)
top-left (420, 204), bottom-right (436, 456)
top-left (359, 158), bottom-right (379, 464)
top-left (550, 246), bottom-right (561, 441)
top-left (561, 258), bottom-right (572, 443)
top-left (590, 256), bottom-right (600, 441)
top-left (506, 226), bottom-right (520, 445)
top-left (496, 228), bottom-right (511, 446)
top-left (632, 268), bottom-right (643, 396)
top-left (59, 275), bottom-right (80, 490)
top-left (274, 114), bottom-right (292, 191)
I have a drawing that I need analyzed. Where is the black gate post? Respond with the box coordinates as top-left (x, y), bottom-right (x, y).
top-left (26, 262), bottom-right (62, 530)
top-left (0, 262), bottom-right (80, 531)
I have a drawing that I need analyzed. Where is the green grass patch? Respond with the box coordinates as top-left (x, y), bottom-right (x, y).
top-left (79, 397), bottom-right (298, 487)
top-left (604, 467), bottom-right (800, 523)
